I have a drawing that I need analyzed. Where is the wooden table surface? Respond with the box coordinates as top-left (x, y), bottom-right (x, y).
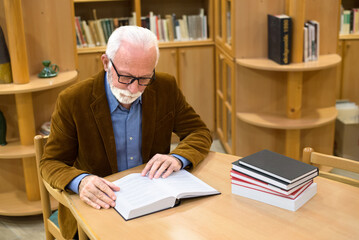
top-left (63, 152), bottom-right (359, 240)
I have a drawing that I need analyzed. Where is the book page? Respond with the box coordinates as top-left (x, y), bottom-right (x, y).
top-left (113, 173), bottom-right (174, 219)
top-left (155, 170), bottom-right (219, 199)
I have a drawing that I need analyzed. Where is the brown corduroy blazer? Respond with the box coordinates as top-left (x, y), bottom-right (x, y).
top-left (40, 70), bottom-right (212, 239)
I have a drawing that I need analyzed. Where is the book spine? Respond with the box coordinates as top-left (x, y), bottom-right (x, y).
top-left (267, 15), bottom-right (291, 65)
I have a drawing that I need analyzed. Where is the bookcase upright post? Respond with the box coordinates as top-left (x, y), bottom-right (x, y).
top-left (285, 0), bottom-right (305, 159)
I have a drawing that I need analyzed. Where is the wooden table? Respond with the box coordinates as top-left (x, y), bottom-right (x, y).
top-left (63, 152), bottom-right (359, 240)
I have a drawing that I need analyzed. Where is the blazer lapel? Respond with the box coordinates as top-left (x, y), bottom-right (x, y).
top-left (90, 72), bottom-right (118, 173)
top-left (141, 86), bottom-right (156, 161)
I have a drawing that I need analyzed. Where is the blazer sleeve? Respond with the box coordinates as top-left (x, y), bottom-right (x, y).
top-left (169, 77), bottom-right (213, 168)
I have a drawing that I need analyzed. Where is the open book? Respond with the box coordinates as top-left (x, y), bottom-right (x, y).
top-left (112, 170), bottom-right (220, 220)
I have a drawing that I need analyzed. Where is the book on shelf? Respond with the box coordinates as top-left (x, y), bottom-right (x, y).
top-left (232, 181), bottom-right (317, 211)
top-left (267, 14), bottom-right (292, 65)
top-left (112, 170), bottom-right (220, 221)
top-left (303, 20), bottom-right (320, 62)
top-left (340, 8), bottom-right (359, 35)
top-left (232, 149), bottom-right (318, 190)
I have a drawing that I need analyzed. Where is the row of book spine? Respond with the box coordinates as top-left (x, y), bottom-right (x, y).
top-left (143, 9), bottom-right (208, 42)
top-left (340, 8), bottom-right (359, 35)
top-left (267, 14), bottom-right (320, 65)
top-left (75, 9), bottom-right (208, 48)
top-left (303, 20), bottom-right (319, 62)
top-left (230, 149), bottom-right (318, 211)
top-left (75, 13), bottom-right (137, 48)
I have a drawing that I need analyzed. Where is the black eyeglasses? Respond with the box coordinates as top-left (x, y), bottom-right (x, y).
top-left (109, 59), bottom-right (155, 86)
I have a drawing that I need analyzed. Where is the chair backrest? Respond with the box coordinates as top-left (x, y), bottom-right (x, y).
top-left (35, 134), bottom-right (67, 240)
top-left (302, 147), bottom-right (359, 187)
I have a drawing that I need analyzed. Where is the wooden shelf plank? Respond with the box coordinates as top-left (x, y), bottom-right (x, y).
top-left (236, 107), bottom-right (337, 130)
top-left (0, 190), bottom-right (58, 216)
top-left (236, 54), bottom-right (341, 72)
top-left (77, 39), bottom-right (215, 54)
top-left (339, 34), bottom-right (359, 40)
top-left (0, 140), bottom-right (35, 159)
top-left (0, 70), bottom-right (78, 95)
top-left (74, 0), bottom-right (126, 3)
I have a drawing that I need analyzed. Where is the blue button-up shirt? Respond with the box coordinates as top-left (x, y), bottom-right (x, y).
top-left (67, 75), bottom-right (190, 193)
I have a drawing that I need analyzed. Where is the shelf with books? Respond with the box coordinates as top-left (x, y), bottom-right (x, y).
top-left (236, 106), bottom-right (337, 130)
top-left (215, 0), bottom-right (341, 160)
top-left (236, 54), bottom-right (341, 72)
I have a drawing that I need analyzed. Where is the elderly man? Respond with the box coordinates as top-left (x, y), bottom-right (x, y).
top-left (40, 26), bottom-right (212, 239)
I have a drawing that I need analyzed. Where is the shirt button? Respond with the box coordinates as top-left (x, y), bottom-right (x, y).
top-left (129, 137), bottom-right (133, 140)
top-left (130, 157), bottom-right (134, 160)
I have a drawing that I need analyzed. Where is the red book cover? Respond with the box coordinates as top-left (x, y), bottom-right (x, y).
top-left (231, 177), bottom-right (313, 200)
top-left (230, 170), bottom-right (311, 196)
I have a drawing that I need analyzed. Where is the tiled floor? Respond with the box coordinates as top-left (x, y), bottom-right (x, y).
top-left (0, 139), bottom-right (226, 240)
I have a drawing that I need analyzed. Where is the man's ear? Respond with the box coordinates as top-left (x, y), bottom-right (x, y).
top-left (101, 54), bottom-right (109, 71)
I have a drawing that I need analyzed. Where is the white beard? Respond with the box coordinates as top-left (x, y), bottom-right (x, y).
top-left (107, 70), bottom-right (143, 105)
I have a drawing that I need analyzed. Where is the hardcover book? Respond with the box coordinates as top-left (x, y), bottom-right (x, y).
top-left (112, 170), bottom-right (220, 220)
top-left (230, 170), bottom-right (311, 195)
top-left (268, 14), bottom-right (292, 65)
top-left (231, 177), bottom-right (313, 199)
top-left (232, 182), bottom-right (317, 211)
top-left (232, 149), bottom-right (318, 190)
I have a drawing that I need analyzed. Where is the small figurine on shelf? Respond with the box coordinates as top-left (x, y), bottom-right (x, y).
top-left (38, 60), bottom-right (59, 78)
top-left (0, 110), bottom-right (7, 146)
top-left (0, 26), bottom-right (12, 84)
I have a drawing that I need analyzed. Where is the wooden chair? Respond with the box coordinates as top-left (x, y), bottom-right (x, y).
top-left (302, 147), bottom-right (359, 187)
top-left (34, 135), bottom-right (88, 240)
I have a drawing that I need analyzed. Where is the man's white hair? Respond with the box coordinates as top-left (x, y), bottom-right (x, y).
top-left (106, 26), bottom-right (159, 66)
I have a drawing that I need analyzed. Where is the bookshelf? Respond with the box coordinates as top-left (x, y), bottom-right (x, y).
top-left (74, 0), bottom-right (215, 131)
top-left (215, 0), bottom-right (341, 159)
top-left (0, 0), bottom-right (77, 215)
top-left (338, 0), bottom-right (359, 106)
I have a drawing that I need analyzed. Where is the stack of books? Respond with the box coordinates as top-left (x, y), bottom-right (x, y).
top-left (231, 149), bottom-right (318, 211)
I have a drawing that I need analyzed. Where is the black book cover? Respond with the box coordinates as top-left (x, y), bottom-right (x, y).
top-left (235, 149), bottom-right (318, 184)
top-left (268, 14), bottom-right (292, 65)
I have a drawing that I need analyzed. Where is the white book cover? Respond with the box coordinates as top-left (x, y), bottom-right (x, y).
top-left (232, 182), bottom-right (317, 211)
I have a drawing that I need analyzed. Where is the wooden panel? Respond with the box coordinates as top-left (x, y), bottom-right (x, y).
top-left (78, 52), bottom-right (104, 81)
top-left (236, 65), bottom-right (287, 114)
top-left (235, 118), bottom-right (286, 157)
top-left (156, 48), bottom-right (178, 82)
top-left (302, 67), bottom-right (337, 110)
top-left (301, 122), bottom-right (335, 155)
top-left (22, 0), bottom-right (77, 75)
top-left (234, 0), bottom-right (286, 58)
top-left (140, 0), bottom-right (209, 18)
top-left (341, 39), bottom-right (359, 105)
top-left (305, 0), bottom-right (341, 55)
top-left (179, 46), bottom-right (215, 131)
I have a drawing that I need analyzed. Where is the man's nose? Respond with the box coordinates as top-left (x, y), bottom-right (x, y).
top-left (127, 79), bottom-right (140, 94)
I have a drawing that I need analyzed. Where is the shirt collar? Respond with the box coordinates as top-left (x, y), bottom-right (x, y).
top-left (104, 73), bottom-right (142, 113)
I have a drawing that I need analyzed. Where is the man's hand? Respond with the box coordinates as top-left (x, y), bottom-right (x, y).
top-left (141, 154), bottom-right (182, 179)
top-left (78, 175), bottom-right (120, 209)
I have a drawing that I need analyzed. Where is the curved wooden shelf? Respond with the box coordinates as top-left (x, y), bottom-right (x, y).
top-left (236, 107), bottom-right (337, 130)
top-left (0, 70), bottom-right (78, 95)
top-left (339, 34), bottom-right (359, 40)
top-left (236, 54), bottom-right (341, 72)
top-left (0, 190), bottom-right (58, 216)
top-left (77, 39), bottom-right (214, 54)
top-left (0, 140), bottom-right (35, 159)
